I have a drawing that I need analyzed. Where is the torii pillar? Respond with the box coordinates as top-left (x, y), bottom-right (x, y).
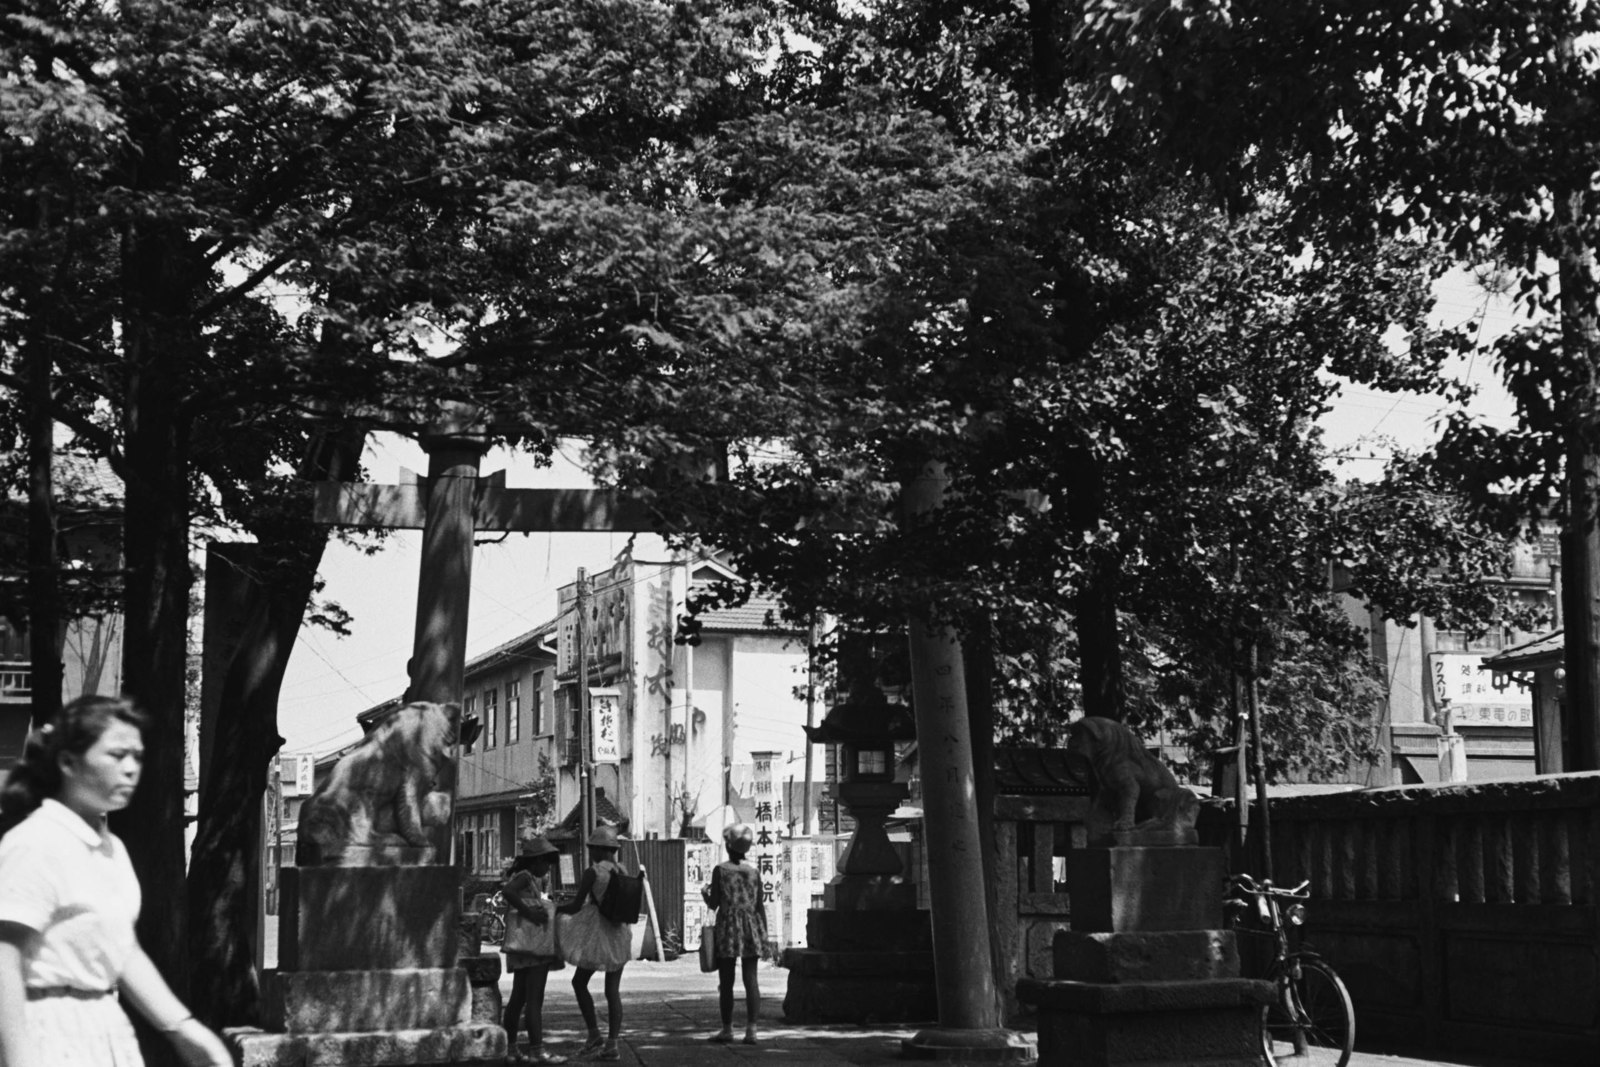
top-left (900, 461), bottom-right (1035, 1062)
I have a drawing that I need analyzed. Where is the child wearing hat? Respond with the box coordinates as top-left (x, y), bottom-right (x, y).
top-left (501, 835), bottom-right (565, 1064)
top-left (555, 825), bottom-right (631, 1061)
top-left (701, 822), bottom-right (767, 1044)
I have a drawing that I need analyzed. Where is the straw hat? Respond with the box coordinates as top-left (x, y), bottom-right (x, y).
top-left (519, 835), bottom-right (559, 858)
top-left (586, 825), bottom-right (621, 850)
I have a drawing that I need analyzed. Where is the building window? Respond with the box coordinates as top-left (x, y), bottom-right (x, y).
top-left (532, 672), bottom-right (545, 734)
top-left (463, 695), bottom-right (476, 754)
top-left (507, 679), bottom-right (521, 745)
top-left (484, 687), bottom-right (499, 748)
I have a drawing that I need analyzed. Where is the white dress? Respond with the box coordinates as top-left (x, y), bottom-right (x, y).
top-left (0, 798), bottom-right (146, 1066)
top-left (557, 861), bottom-right (632, 972)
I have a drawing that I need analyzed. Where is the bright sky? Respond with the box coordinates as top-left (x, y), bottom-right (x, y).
top-left (273, 270), bottom-right (1533, 756)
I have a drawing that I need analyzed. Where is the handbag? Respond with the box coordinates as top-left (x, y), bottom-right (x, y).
top-left (504, 899), bottom-right (558, 956)
top-left (699, 930), bottom-right (718, 973)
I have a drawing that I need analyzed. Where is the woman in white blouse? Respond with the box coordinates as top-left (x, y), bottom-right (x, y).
top-left (0, 695), bottom-right (231, 1067)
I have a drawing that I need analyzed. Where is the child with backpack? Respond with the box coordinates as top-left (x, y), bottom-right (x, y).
top-left (556, 825), bottom-right (635, 1061)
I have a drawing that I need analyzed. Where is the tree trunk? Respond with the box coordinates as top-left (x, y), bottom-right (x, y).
top-left (25, 331), bottom-right (63, 725)
top-left (109, 92), bottom-right (201, 1065)
top-left (185, 416), bottom-right (366, 1026)
top-left (1556, 182), bottom-right (1600, 773)
top-left (114, 323), bottom-right (196, 1067)
top-left (1063, 445), bottom-right (1126, 721)
top-left (962, 614), bottom-right (1010, 1023)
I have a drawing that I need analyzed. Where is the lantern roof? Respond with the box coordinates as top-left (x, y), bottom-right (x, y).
top-left (805, 687), bottom-right (917, 744)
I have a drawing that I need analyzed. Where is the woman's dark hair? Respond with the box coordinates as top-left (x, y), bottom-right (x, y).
top-left (0, 695), bottom-right (149, 831)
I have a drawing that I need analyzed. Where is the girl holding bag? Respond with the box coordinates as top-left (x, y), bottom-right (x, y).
top-left (701, 823), bottom-right (766, 1045)
top-left (501, 836), bottom-right (565, 1064)
top-left (556, 826), bottom-right (631, 1062)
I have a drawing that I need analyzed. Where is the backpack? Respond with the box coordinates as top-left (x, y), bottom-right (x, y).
top-left (594, 864), bottom-right (645, 925)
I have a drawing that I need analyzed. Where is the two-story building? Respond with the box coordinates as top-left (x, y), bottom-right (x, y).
top-left (546, 540), bottom-right (814, 846)
top-left (1337, 527), bottom-right (1558, 783)
top-left (317, 537), bottom-right (816, 881)
top-left (0, 452), bottom-right (126, 771)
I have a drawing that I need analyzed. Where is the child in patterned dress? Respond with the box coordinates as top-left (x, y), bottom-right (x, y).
top-left (701, 822), bottom-right (766, 1045)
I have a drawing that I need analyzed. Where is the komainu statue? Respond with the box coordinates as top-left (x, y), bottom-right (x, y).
top-left (298, 700), bottom-right (460, 865)
top-left (1064, 715), bottom-right (1199, 846)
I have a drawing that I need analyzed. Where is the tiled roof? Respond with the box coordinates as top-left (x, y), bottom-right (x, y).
top-left (548, 787), bottom-right (631, 839)
top-left (54, 452), bottom-right (121, 502)
top-left (690, 584), bottom-right (800, 634)
top-left (464, 620), bottom-right (558, 676)
top-left (5, 452), bottom-right (122, 507)
top-left (993, 746), bottom-right (1090, 796)
top-left (1482, 629), bottom-right (1564, 669)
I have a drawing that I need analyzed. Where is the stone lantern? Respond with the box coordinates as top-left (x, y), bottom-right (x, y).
top-left (804, 685), bottom-right (918, 910)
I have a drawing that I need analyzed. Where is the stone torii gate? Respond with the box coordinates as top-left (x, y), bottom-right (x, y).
top-left (314, 402), bottom-right (653, 716)
top-left (231, 404), bottom-right (663, 1065)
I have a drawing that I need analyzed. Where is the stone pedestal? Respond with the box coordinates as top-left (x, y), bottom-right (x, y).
top-left (1017, 847), bottom-right (1272, 1067)
top-left (781, 902), bottom-right (939, 1024)
top-left (227, 866), bottom-right (507, 1066)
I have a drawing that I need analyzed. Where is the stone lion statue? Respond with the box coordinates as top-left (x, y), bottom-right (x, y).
top-left (297, 700), bottom-right (460, 865)
top-left (1064, 716), bottom-right (1199, 846)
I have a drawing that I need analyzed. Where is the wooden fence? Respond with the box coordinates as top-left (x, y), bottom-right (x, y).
top-left (992, 773), bottom-right (1599, 1063)
top-left (1258, 772), bottom-right (1599, 1064)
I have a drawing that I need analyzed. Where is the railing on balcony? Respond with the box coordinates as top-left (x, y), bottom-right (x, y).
top-left (0, 661), bottom-right (30, 702)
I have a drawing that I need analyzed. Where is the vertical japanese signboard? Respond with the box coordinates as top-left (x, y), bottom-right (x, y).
top-left (752, 750), bottom-right (783, 946)
top-left (590, 686), bottom-right (622, 762)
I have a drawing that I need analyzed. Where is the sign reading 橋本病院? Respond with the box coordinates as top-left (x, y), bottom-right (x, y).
top-left (1428, 652), bottom-right (1533, 728)
top-left (752, 751), bottom-right (783, 943)
top-left (590, 686), bottom-right (622, 762)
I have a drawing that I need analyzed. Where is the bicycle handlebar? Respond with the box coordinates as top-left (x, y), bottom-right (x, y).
top-left (1230, 873), bottom-right (1311, 898)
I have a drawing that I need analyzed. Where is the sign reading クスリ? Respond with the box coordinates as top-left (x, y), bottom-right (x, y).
top-left (1428, 652), bottom-right (1532, 728)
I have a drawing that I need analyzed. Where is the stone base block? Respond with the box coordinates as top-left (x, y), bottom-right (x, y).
top-left (1066, 847), bottom-right (1225, 933)
top-left (901, 1027), bottom-right (1037, 1061)
top-left (823, 875), bottom-right (919, 911)
top-left (224, 1024), bottom-right (505, 1066)
top-left (1018, 977), bottom-right (1273, 1067)
top-left (1055, 929), bottom-right (1240, 984)
top-left (781, 947), bottom-right (933, 978)
top-left (782, 959), bottom-right (937, 1025)
top-left (280, 866), bottom-right (461, 971)
top-left (805, 907), bottom-right (932, 951)
top-left (265, 968), bottom-right (470, 1032)
top-left (459, 954), bottom-right (503, 1025)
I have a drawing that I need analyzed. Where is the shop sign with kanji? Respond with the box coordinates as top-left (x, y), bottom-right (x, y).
top-left (1428, 652), bottom-right (1533, 728)
top-left (590, 686), bottom-right (623, 762)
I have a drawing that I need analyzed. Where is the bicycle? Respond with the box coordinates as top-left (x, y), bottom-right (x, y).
top-left (1228, 873), bottom-right (1355, 1067)
top-left (478, 890), bottom-right (507, 947)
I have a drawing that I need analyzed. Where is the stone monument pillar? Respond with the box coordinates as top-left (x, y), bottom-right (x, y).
top-left (1018, 717), bottom-right (1272, 1067)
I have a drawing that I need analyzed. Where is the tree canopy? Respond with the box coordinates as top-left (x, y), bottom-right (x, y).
top-left (4, 0), bottom-right (1546, 1036)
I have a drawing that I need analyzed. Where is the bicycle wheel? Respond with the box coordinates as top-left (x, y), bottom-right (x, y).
top-left (1261, 955), bottom-right (1354, 1067)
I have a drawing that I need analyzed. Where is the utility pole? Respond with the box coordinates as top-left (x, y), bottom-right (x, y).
top-left (576, 568), bottom-right (594, 844)
top-left (803, 616), bottom-right (818, 836)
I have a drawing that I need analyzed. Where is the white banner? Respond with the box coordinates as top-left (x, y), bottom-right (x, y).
top-left (590, 687), bottom-right (622, 763)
